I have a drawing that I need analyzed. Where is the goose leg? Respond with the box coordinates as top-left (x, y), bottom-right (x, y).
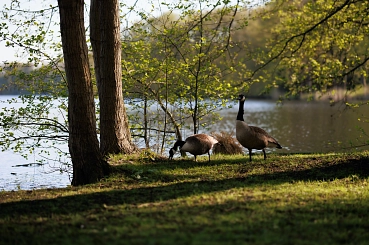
top-left (208, 152), bottom-right (211, 162)
top-left (194, 155), bottom-right (197, 162)
top-left (248, 149), bottom-right (252, 162)
top-left (263, 149), bottom-right (266, 160)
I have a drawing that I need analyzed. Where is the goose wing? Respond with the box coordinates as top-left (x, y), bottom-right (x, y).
top-left (249, 126), bottom-right (282, 149)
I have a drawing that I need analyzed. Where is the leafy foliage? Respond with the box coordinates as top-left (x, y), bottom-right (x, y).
top-left (122, 0), bottom-right (253, 148)
top-left (257, 0), bottom-right (369, 101)
top-left (0, 1), bottom-right (70, 167)
top-left (0, 94), bottom-right (69, 166)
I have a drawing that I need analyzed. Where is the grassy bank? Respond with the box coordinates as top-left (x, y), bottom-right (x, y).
top-left (1, 151), bottom-right (369, 245)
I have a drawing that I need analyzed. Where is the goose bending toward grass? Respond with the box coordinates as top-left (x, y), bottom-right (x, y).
top-left (236, 94), bottom-right (282, 162)
top-left (168, 134), bottom-right (218, 162)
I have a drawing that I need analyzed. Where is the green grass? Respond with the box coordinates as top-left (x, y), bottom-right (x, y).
top-left (1, 151), bottom-right (369, 245)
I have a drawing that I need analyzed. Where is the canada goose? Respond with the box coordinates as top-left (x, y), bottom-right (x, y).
top-left (168, 134), bottom-right (218, 162)
top-left (236, 94), bottom-right (282, 161)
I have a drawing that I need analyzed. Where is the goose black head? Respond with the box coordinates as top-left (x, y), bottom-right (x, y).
top-left (237, 94), bottom-right (246, 101)
top-left (168, 148), bottom-right (176, 160)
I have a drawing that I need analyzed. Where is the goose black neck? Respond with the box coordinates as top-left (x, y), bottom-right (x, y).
top-left (237, 99), bottom-right (244, 121)
top-left (173, 140), bottom-right (185, 150)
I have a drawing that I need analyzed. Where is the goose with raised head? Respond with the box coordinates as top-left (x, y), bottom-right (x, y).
top-left (168, 134), bottom-right (218, 162)
top-left (236, 94), bottom-right (282, 162)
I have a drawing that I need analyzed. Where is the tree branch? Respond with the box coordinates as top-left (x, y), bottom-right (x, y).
top-left (246, 0), bottom-right (353, 82)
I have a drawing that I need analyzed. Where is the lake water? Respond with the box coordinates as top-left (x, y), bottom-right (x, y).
top-left (218, 100), bottom-right (369, 153)
top-left (1, 97), bottom-right (369, 191)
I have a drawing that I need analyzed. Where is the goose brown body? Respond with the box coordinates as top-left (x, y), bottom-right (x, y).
top-left (236, 94), bottom-right (282, 161)
top-left (168, 134), bottom-right (218, 162)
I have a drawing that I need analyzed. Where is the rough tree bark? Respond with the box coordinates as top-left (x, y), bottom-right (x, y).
top-left (58, 0), bottom-right (110, 186)
top-left (90, 0), bottom-right (137, 156)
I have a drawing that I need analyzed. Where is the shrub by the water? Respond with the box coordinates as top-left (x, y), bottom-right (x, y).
top-left (211, 131), bottom-right (244, 155)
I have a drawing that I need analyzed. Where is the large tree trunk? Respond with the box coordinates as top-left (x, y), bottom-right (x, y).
top-left (58, 0), bottom-right (110, 186)
top-left (90, 0), bottom-right (137, 156)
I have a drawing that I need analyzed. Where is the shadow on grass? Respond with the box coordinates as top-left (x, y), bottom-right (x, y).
top-left (0, 156), bottom-right (368, 219)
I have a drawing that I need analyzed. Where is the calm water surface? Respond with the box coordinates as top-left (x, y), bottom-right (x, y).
top-left (1, 98), bottom-right (369, 191)
top-left (216, 100), bottom-right (369, 153)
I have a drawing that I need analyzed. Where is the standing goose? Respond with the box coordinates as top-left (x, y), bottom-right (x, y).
top-left (168, 134), bottom-right (218, 162)
top-left (236, 94), bottom-right (282, 162)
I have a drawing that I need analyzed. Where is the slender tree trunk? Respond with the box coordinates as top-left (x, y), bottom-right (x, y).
top-left (58, 0), bottom-right (110, 186)
top-left (143, 94), bottom-right (149, 148)
top-left (90, 0), bottom-right (102, 93)
top-left (90, 0), bottom-right (137, 156)
top-left (362, 75), bottom-right (367, 98)
top-left (135, 79), bottom-right (183, 142)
